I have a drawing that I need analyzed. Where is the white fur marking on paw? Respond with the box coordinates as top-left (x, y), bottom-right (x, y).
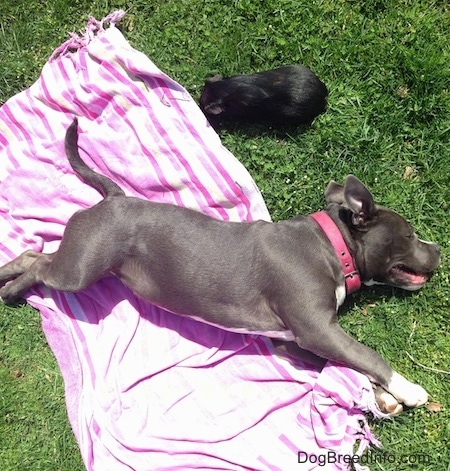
top-left (387, 371), bottom-right (428, 407)
top-left (374, 388), bottom-right (403, 416)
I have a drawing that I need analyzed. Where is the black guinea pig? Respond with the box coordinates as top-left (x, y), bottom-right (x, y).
top-left (199, 65), bottom-right (328, 130)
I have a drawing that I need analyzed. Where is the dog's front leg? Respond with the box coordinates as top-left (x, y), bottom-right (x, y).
top-left (272, 338), bottom-right (404, 415)
top-left (291, 322), bottom-right (428, 408)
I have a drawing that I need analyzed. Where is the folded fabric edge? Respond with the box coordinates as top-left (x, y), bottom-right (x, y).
top-left (347, 367), bottom-right (389, 462)
top-left (49, 9), bottom-right (126, 61)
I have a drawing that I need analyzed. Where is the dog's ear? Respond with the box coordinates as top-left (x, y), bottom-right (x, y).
top-left (324, 180), bottom-right (345, 204)
top-left (325, 176), bottom-right (376, 225)
top-left (343, 175), bottom-right (376, 225)
top-left (206, 74), bottom-right (223, 84)
top-left (203, 101), bottom-right (224, 115)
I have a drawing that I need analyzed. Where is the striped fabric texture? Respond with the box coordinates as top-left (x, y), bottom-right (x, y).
top-left (0, 11), bottom-right (384, 471)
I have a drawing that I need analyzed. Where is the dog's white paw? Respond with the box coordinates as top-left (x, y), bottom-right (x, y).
top-left (387, 371), bottom-right (428, 407)
top-left (373, 386), bottom-right (403, 416)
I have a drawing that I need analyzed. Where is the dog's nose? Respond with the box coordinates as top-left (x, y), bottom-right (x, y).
top-left (431, 243), bottom-right (441, 270)
top-left (433, 244), bottom-right (441, 256)
top-left (421, 240), bottom-right (440, 256)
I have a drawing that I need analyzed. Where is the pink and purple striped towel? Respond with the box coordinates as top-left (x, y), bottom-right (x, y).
top-left (0, 11), bottom-right (385, 470)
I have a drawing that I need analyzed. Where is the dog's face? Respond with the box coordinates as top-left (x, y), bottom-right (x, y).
top-left (356, 209), bottom-right (440, 290)
top-left (325, 176), bottom-right (440, 291)
top-left (199, 74), bottom-right (225, 117)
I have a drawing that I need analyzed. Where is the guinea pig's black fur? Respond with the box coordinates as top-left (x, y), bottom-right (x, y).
top-left (199, 65), bottom-right (328, 130)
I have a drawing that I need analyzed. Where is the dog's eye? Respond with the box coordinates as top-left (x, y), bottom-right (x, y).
top-left (406, 233), bottom-right (415, 240)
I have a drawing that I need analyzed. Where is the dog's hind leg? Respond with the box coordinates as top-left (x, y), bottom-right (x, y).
top-left (0, 233), bottom-right (118, 304)
top-left (0, 250), bottom-right (41, 280)
top-left (0, 251), bottom-right (55, 303)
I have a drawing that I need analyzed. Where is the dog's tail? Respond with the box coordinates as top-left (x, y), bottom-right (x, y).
top-left (65, 118), bottom-right (125, 198)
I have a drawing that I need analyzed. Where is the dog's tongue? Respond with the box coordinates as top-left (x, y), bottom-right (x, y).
top-left (408, 272), bottom-right (428, 284)
top-left (393, 266), bottom-right (428, 285)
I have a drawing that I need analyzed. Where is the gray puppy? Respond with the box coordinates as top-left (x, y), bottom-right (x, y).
top-left (0, 119), bottom-right (440, 415)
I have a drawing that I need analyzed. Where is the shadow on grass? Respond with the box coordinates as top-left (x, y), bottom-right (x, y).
top-left (206, 118), bottom-right (314, 140)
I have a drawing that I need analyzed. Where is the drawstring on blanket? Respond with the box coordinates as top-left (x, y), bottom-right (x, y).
top-left (49, 9), bottom-right (126, 61)
top-left (352, 422), bottom-right (383, 471)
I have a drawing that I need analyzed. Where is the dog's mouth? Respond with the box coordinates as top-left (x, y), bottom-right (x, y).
top-left (388, 264), bottom-right (429, 290)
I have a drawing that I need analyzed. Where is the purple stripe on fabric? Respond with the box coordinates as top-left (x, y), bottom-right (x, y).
top-left (0, 242), bottom-right (20, 261)
top-left (99, 67), bottom-right (203, 203)
top-left (0, 108), bottom-right (10, 146)
top-left (331, 367), bottom-right (363, 395)
top-left (82, 418), bottom-right (99, 471)
top-left (317, 404), bottom-right (342, 423)
top-left (3, 224), bottom-right (41, 251)
top-left (256, 456), bottom-right (284, 471)
top-left (24, 89), bottom-right (57, 140)
top-left (78, 52), bottom-right (116, 117)
top-left (328, 364), bottom-right (359, 382)
top-left (2, 140), bottom-right (20, 168)
top-left (316, 438), bottom-right (342, 449)
top-left (59, 293), bottom-right (97, 388)
top-left (254, 337), bottom-right (320, 387)
top-left (253, 337), bottom-right (301, 381)
top-left (91, 101), bottom-right (185, 206)
top-left (297, 412), bottom-right (315, 429)
top-left (68, 58), bottom-right (185, 206)
top-left (1, 103), bottom-right (33, 144)
top-left (153, 77), bottom-right (242, 220)
top-left (99, 62), bottom-right (229, 217)
top-left (315, 379), bottom-right (350, 404)
top-left (39, 67), bottom-right (67, 115)
top-left (56, 59), bottom-right (93, 118)
top-left (153, 76), bottom-right (253, 220)
top-left (57, 56), bottom-right (108, 120)
top-left (278, 434), bottom-right (300, 453)
top-left (0, 103), bottom-right (38, 171)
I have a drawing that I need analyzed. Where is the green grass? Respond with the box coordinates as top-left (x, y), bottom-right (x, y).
top-left (0, 304), bottom-right (82, 470)
top-left (1, 1), bottom-right (449, 470)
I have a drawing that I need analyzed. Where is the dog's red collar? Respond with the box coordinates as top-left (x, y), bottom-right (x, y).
top-left (310, 211), bottom-right (361, 294)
